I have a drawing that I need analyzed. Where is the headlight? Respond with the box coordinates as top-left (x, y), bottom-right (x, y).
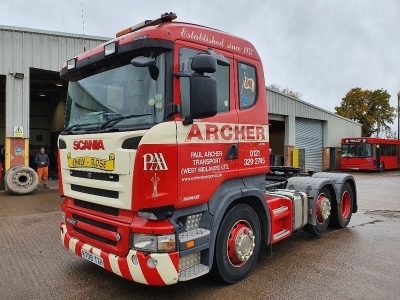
top-left (133, 234), bottom-right (157, 252)
top-left (131, 233), bottom-right (175, 252)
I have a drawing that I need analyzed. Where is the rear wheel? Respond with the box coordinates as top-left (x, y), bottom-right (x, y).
top-left (330, 182), bottom-right (353, 228)
top-left (304, 186), bottom-right (331, 236)
top-left (211, 204), bottom-right (261, 284)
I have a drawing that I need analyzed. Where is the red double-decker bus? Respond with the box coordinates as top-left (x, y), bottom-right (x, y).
top-left (341, 137), bottom-right (400, 171)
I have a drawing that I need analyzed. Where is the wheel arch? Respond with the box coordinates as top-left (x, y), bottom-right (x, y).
top-left (286, 176), bottom-right (336, 226)
top-left (206, 178), bottom-right (271, 271)
top-left (311, 172), bottom-right (358, 213)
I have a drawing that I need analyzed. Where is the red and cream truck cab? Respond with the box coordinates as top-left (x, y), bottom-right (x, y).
top-left (58, 13), bottom-right (357, 285)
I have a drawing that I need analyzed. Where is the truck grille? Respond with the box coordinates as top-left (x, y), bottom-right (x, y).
top-left (74, 199), bottom-right (119, 216)
top-left (71, 184), bottom-right (119, 199)
top-left (67, 200), bottom-right (131, 256)
top-left (74, 227), bottom-right (117, 246)
top-left (72, 213), bottom-right (117, 231)
top-left (70, 170), bottom-right (119, 182)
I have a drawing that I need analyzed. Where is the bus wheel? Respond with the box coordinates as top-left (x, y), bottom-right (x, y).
top-left (330, 182), bottom-right (353, 228)
top-left (379, 162), bottom-right (385, 172)
top-left (304, 186), bottom-right (331, 236)
top-left (4, 165), bottom-right (39, 195)
top-left (211, 204), bottom-right (261, 284)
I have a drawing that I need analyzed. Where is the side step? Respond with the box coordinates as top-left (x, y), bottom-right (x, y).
top-left (179, 264), bottom-right (209, 281)
top-left (273, 229), bottom-right (291, 241)
top-left (266, 196), bottom-right (293, 244)
top-left (178, 230), bottom-right (211, 281)
top-left (179, 228), bottom-right (210, 242)
top-left (273, 206), bottom-right (289, 216)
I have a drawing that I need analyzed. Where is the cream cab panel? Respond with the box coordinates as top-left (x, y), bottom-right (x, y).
top-left (59, 131), bottom-right (146, 210)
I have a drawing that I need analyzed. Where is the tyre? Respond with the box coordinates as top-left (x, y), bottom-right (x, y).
top-left (379, 162), bottom-right (385, 172)
top-left (4, 165), bottom-right (39, 195)
top-left (330, 182), bottom-right (353, 228)
top-left (304, 186), bottom-right (331, 236)
top-left (211, 204), bottom-right (261, 284)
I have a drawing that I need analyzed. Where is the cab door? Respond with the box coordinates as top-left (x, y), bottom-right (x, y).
top-left (174, 42), bottom-right (238, 208)
top-left (234, 54), bottom-right (269, 178)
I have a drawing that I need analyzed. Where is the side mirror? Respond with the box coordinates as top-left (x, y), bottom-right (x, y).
top-left (189, 74), bottom-right (217, 121)
top-left (176, 53), bottom-right (219, 125)
top-left (191, 53), bottom-right (217, 74)
top-left (131, 56), bottom-right (156, 67)
top-left (131, 56), bottom-right (159, 80)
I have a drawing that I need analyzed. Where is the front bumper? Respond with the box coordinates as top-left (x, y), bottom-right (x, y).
top-left (60, 224), bottom-right (179, 286)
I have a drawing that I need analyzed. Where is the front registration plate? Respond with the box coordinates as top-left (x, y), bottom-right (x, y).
top-left (81, 249), bottom-right (104, 268)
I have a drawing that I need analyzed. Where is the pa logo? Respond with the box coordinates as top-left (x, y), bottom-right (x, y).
top-left (142, 153), bottom-right (168, 171)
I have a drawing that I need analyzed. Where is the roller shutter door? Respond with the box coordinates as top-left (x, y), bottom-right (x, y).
top-left (295, 118), bottom-right (323, 172)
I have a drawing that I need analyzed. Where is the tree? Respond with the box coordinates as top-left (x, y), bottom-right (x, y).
top-left (381, 128), bottom-right (397, 139)
top-left (335, 88), bottom-right (396, 137)
top-left (268, 83), bottom-right (302, 99)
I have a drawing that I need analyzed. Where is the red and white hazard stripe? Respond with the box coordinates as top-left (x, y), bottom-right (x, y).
top-left (60, 224), bottom-right (179, 286)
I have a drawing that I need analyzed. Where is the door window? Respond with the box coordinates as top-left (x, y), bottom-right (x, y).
top-left (179, 48), bottom-right (230, 117)
top-left (238, 62), bottom-right (257, 109)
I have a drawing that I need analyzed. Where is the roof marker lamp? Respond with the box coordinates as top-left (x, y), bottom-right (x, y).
top-left (104, 42), bottom-right (117, 56)
top-left (67, 58), bottom-right (76, 70)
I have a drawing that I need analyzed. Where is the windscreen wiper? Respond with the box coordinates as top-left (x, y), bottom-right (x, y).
top-left (64, 122), bottom-right (100, 132)
top-left (100, 114), bottom-right (152, 129)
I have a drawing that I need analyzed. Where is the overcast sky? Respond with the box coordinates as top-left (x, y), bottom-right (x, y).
top-left (2, 0), bottom-right (400, 131)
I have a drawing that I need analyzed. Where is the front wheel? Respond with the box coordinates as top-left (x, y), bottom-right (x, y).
top-left (304, 186), bottom-right (331, 236)
top-left (211, 204), bottom-right (261, 284)
top-left (330, 182), bottom-right (353, 228)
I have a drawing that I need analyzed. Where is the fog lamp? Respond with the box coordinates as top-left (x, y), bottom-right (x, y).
top-left (131, 255), bottom-right (139, 265)
top-left (147, 258), bottom-right (158, 268)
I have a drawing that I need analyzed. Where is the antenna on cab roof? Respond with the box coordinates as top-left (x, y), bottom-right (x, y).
top-left (116, 12), bottom-right (177, 37)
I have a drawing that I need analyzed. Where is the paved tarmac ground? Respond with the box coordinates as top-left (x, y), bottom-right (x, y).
top-left (0, 171), bottom-right (399, 300)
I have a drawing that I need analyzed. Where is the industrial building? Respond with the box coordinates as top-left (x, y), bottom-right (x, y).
top-left (267, 89), bottom-right (361, 172)
top-left (0, 25), bottom-right (109, 177)
top-left (0, 24), bottom-right (361, 179)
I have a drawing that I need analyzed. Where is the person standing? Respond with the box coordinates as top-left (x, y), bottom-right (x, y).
top-left (34, 147), bottom-right (50, 189)
top-left (269, 148), bottom-right (275, 166)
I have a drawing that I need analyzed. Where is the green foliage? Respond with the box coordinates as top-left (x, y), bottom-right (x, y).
top-left (268, 83), bottom-right (302, 99)
top-left (335, 88), bottom-right (395, 137)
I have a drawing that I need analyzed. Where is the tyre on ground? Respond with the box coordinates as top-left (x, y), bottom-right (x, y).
top-left (303, 186), bottom-right (331, 236)
top-left (211, 204), bottom-right (261, 284)
top-left (4, 165), bottom-right (39, 195)
top-left (330, 182), bottom-right (353, 228)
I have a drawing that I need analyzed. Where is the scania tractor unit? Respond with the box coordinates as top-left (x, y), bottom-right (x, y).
top-left (58, 13), bottom-right (357, 286)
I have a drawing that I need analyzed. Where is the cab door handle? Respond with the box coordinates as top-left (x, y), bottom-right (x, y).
top-left (225, 144), bottom-right (238, 160)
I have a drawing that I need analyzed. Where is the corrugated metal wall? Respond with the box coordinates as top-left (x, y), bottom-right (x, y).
top-left (0, 25), bottom-right (109, 137)
top-left (295, 118), bottom-right (323, 171)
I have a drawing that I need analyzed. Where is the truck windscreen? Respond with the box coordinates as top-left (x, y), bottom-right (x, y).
top-left (64, 51), bottom-right (166, 132)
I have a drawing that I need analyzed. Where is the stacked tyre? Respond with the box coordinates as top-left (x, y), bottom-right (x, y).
top-left (4, 165), bottom-right (38, 195)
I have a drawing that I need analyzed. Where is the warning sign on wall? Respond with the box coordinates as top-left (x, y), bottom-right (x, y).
top-left (13, 126), bottom-right (24, 138)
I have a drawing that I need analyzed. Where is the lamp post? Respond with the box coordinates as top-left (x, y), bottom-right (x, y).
top-left (398, 92), bottom-right (400, 140)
